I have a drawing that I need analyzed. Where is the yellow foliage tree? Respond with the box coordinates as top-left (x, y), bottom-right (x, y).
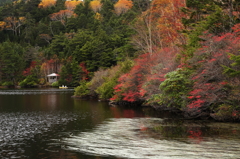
top-left (90, 0), bottom-right (102, 13)
top-left (3, 16), bottom-right (26, 35)
top-left (38, 0), bottom-right (56, 8)
top-left (114, 0), bottom-right (133, 16)
top-left (65, 0), bottom-right (82, 11)
top-left (94, 12), bottom-right (102, 20)
top-left (0, 21), bottom-right (6, 30)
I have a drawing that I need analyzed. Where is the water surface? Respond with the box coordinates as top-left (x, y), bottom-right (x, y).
top-left (0, 88), bottom-right (240, 159)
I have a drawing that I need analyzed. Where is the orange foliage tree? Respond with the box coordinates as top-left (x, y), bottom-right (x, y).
top-left (65, 0), bottom-right (82, 11)
top-left (114, 0), bottom-right (133, 16)
top-left (38, 0), bottom-right (56, 8)
top-left (132, 0), bottom-right (186, 54)
top-left (154, 0), bottom-right (186, 46)
top-left (90, 0), bottom-right (102, 13)
top-left (49, 10), bottom-right (77, 26)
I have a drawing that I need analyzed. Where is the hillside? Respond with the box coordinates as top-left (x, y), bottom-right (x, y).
top-left (1, 0), bottom-right (240, 121)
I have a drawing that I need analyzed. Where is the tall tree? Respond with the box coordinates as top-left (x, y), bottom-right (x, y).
top-left (23, 13), bottom-right (36, 44)
top-left (132, 0), bottom-right (186, 54)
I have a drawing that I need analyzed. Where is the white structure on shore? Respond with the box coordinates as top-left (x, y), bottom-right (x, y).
top-left (47, 73), bottom-right (60, 84)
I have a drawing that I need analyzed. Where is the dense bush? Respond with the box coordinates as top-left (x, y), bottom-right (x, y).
top-left (73, 59), bottom-right (133, 99)
top-left (19, 75), bottom-right (38, 87)
top-left (51, 81), bottom-right (59, 87)
top-left (2, 81), bottom-right (14, 86)
top-left (149, 68), bottom-right (192, 109)
top-left (95, 59), bottom-right (134, 99)
top-left (87, 68), bottom-right (114, 97)
top-left (210, 104), bottom-right (240, 121)
top-left (74, 80), bottom-right (90, 97)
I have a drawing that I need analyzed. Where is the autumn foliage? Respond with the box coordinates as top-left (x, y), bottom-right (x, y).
top-left (2, 0), bottom-right (240, 122)
top-left (0, 21), bottom-right (6, 30)
top-left (111, 47), bottom-right (179, 103)
top-left (23, 61), bottom-right (37, 76)
top-left (90, 0), bottom-right (102, 13)
top-left (153, 0), bottom-right (186, 46)
top-left (1, 16), bottom-right (26, 35)
top-left (132, 0), bottom-right (187, 55)
top-left (65, 0), bottom-right (82, 11)
top-left (114, 0), bottom-right (133, 16)
top-left (79, 62), bottom-right (89, 80)
top-left (49, 10), bottom-right (77, 26)
top-left (182, 25), bottom-right (240, 119)
top-left (38, 0), bottom-right (56, 8)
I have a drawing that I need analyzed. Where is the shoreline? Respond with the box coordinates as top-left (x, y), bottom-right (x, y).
top-left (72, 95), bottom-right (240, 122)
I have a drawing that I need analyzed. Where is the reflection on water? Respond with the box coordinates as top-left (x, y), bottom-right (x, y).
top-left (0, 88), bottom-right (240, 159)
top-left (62, 118), bottom-right (240, 159)
top-left (0, 88), bottom-right (74, 95)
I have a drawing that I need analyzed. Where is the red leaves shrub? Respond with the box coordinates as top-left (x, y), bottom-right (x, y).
top-left (23, 61), bottom-right (37, 76)
top-left (143, 48), bottom-right (180, 99)
top-left (111, 55), bottom-right (147, 102)
top-left (111, 47), bottom-right (180, 103)
top-left (183, 27), bottom-right (240, 118)
top-left (79, 62), bottom-right (89, 80)
top-left (232, 23), bottom-right (240, 35)
top-left (210, 104), bottom-right (240, 121)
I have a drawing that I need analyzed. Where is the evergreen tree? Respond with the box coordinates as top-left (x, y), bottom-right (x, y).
top-left (46, 33), bottom-right (68, 59)
top-left (23, 13), bottom-right (36, 45)
top-left (0, 41), bottom-right (26, 84)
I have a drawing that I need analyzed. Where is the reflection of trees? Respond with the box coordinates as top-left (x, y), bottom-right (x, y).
top-left (187, 128), bottom-right (203, 144)
top-left (47, 94), bottom-right (57, 110)
top-left (153, 124), bottom-right (187, 139)
top-left (146, 120), bottom-right (240, 143)
top-left (110, 106), bottom-right (144, 118)
top-left (123, 110), bottom-right (135, 118)
top-left (110, 107), bottom-right (121, 118)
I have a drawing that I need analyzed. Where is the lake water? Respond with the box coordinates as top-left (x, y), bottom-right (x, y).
top-left (0, 88), bottom-right (240, 159)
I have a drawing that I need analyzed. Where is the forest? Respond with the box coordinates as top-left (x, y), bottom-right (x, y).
top-left (0, 0), bottom-right (240, 121)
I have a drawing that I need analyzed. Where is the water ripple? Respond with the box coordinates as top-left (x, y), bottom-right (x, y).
top-left (0, 111), bottom-right (79, 158)
top-left (62, 118), bottom-right (240, 159)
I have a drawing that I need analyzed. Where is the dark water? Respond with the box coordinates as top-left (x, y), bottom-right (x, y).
top-left (0, 88), bottom-right (240, 159)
